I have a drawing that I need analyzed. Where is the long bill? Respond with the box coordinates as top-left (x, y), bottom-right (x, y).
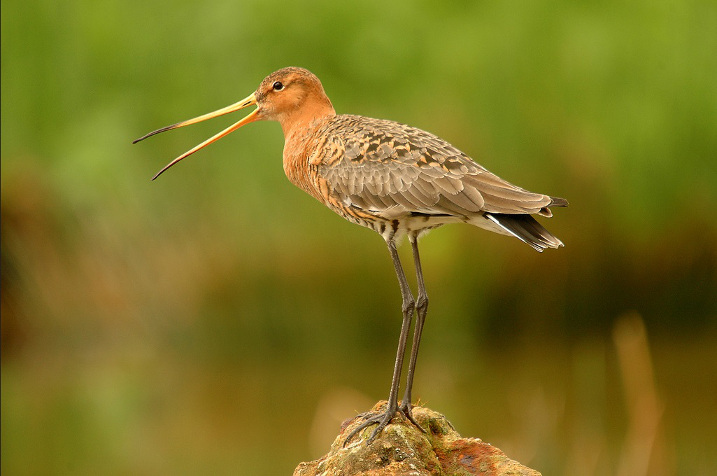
top-left (133, 93), bottom-right (259, 180)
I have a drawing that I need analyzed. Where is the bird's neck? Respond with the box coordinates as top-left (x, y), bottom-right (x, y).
top-left (281, 102), bottom-right (335, 204)
top-left (278, 96), bottom-right (335, 139)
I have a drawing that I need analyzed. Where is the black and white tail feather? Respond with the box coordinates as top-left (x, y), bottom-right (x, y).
top-left (483, 196), bottom-right (568, 252)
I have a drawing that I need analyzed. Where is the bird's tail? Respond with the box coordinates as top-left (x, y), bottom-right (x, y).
top-left (549, 196), bottom-right (569, 208)
top-left (484, 213), bottom-right (564, 252)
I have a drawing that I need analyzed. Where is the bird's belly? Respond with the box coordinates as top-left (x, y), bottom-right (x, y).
top-left (333, 203), bottom-right (462, 243)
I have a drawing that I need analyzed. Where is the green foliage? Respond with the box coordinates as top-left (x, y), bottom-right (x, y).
top-left (2, 0), bottom-right (716, 474)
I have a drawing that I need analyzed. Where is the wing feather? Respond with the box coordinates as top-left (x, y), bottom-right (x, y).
top-left (317, 115), bottom-right (556, 219)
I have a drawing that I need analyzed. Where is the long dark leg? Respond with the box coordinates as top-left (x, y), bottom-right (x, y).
top-left (343, 238), bottom-right (416, 446)
top-left (399, 234), bottom-right (428, 427)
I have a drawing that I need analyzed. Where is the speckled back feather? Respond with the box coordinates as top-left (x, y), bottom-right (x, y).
top-left (291, 114), bottom-right (566, 248)
top-left (315, 114), bottom-right (556, 216)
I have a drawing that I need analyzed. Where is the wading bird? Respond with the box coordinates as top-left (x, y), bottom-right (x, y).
top-left (134, 67), bottom-right (567, 445)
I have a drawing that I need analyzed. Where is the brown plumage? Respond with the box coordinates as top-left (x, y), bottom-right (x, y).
top-left (134, 66), bottom-right (568, 445)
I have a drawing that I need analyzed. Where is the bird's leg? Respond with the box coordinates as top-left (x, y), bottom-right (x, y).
top-left (343, 238), bottom-right (416, 446)
top-left (399, 235), bottom-right (428, 431)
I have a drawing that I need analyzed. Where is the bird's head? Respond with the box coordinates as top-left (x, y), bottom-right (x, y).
top-left (255, 67), bottom-right (334, 125)
top-left (134, 67), bottom-right (334, 180)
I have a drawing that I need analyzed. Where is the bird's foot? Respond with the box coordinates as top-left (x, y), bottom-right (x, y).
top-left (399, 399), bottom-right (427, 434)
top-left (343, 403), bottom-right (398, 447)
top-left (343, 401), bottom-right (426, 447)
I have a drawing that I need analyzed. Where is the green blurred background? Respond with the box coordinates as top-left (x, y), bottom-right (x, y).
top-left (2, 1), bottom-right (716, 474)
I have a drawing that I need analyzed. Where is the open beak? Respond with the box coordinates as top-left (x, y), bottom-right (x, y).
top-left (133, 93), bottom-right (259, 180)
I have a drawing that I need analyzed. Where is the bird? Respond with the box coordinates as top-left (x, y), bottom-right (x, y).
top-left (134, 66), bottom-right (567, 445)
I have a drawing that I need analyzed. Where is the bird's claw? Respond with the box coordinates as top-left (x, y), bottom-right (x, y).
top-left (343, 409), bottom-right (396, 447)
top-left (399, 401), bottom-right (427, 433)
top-left (343, 402), bottom-right (426, 447)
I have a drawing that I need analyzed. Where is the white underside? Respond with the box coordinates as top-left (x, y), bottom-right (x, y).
top-left (368, 212), bottom-right (515, 244)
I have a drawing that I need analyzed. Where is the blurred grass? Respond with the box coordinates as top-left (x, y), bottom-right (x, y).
top-left (2, 0), bottom-right (716, 474)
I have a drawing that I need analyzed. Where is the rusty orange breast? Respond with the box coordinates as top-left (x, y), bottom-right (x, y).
top-left (282, 116), bottom-right (334, 204)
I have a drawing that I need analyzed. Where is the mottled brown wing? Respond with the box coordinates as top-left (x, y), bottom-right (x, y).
top-left (318, 115), bottom-right (553, 219)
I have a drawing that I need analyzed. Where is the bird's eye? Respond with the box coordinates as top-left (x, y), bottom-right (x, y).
top-left (272, 81), bottom-right (284, 91)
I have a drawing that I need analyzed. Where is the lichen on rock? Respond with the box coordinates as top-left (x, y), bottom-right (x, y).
top-left (294, 401), bottom-right (541, 476)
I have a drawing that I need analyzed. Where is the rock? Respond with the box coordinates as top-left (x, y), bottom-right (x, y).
top-left (294, 401), bottom-right (541, 476)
